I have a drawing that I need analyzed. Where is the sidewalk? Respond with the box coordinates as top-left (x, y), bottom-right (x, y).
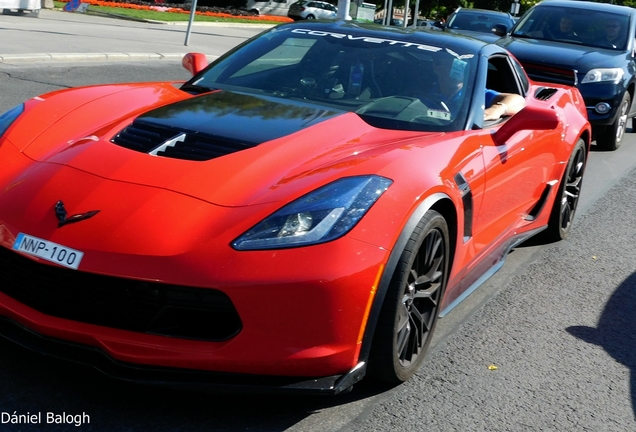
top-left (0, 8), bottom-right (271, 63)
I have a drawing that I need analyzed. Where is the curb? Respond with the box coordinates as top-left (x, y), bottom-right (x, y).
top-left (84, 10), bottom-right (277, 27)
top-left (0, 52), bottom-right (194, 63)
top-left (57, 7), bottom-right (280, 27)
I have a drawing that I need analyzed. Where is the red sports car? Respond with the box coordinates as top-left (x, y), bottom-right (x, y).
top-left (0, 20), bottom-right (590, 394)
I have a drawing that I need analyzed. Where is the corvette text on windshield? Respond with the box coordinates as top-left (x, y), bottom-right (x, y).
top-left (290, 28), bottom-right (442, 52)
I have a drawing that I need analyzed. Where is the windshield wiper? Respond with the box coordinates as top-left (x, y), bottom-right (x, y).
top-left (180, 83), bottom-right (216, 94)
top-left (510, 33), bottom-right (533, 39)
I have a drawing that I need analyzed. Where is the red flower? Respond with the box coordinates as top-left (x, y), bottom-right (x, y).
top-left (60, 0), bottom-right (293, 23)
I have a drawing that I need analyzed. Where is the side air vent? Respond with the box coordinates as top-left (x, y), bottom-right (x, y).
top-left (535, 87), bottom-right (558, 101)
top-left (454, 172), bottom-right (473, 241)
top-left (112, 121), bottom-right (253, 161)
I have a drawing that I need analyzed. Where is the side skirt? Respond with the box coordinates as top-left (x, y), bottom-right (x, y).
top-left (439, 225), bottom-right (546, 317)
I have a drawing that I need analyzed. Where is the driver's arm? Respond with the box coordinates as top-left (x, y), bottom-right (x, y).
top-left (484, 92), bottom-right (526, 120)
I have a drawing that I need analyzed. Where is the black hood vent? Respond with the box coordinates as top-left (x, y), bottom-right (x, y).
top-left (110, 90), bottom-right (343, 162)
top-left (112, 121), bottom-right (252, 162)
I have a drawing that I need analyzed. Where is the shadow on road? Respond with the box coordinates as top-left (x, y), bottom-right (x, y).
top-left (567, 272), bottom-right (636, 420)
top-left (0, 337), bottom-right (395, 431)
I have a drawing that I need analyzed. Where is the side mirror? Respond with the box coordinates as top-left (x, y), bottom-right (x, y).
top-left (182, 53), bottom-right (209, 76)
top-left (493, 105), bottom-right (559, 144)
top-left (492, 24), bottom-right (509, 37)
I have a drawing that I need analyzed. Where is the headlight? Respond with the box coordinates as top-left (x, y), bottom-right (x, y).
top-left (0, 104), bottom-right (25, 137)
top-left (232, 175), bottom-right (392, 250)
top-left (581, 68), bottom-right (624, 84)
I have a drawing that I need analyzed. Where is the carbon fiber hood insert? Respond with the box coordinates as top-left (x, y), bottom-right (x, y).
top-left (111, 90), bottom-right (343, 161)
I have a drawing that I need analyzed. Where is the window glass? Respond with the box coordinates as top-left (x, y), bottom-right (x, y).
top-left (231, 38), bottom-right (316, 78)
top-left (513, 5), bottom-right (630, 50)
top-left (188, 26), bottom-right (479, 132)
top-left (447, 11), bottom-right (513, 33)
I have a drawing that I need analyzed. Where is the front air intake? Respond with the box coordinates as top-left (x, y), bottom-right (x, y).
top-left (0, 247), bottom-right (242, 341)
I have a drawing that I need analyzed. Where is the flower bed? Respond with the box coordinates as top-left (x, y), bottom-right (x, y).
top-left (59, 0), bottom-right (294, 22)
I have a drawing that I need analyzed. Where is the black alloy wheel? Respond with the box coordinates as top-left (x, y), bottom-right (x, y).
top-left (369, 210), bottom-right (450, 383)
top-left (596, 92), bottom-right (630, 151)
top-left (543, 138), bottom-right (586, 241)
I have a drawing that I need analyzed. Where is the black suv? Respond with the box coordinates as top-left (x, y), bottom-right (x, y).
top-left (444, 7), bottom-right (515, 39)
top-left (497, 0), bottom-right (636, 150)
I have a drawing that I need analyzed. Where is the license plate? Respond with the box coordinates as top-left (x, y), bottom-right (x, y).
top-left (13, 233), bottom-right (84, 270)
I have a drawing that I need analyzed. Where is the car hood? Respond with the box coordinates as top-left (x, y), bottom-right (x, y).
top-left (4, 83), bottom-right (439, 208)
top-left (445, 29), bottom-right (501, 44)
top-left (498, 36), bottom-right (627, 71)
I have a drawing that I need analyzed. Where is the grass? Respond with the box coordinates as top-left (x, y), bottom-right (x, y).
top-left (52, 1), bottom-right (287, 23)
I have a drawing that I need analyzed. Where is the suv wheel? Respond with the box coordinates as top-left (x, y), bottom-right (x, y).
top-left (596, 92), bottom-right (631, 151)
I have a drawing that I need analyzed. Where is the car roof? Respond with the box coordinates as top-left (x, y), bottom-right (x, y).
top-left (282, 20), bottom-right (500, 54)
top-left (529, 0), bottom-right (634, 14)
top-left (454, 7), bottom-right (512, 18)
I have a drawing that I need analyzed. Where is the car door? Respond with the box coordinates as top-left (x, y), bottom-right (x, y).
top-left (314, 2), bottom-right (327, 19)
top-left (472, 55), bottom-right (558, 251)
top-left (627, 14), bottom-right (636, 118)
top-left (324, 2), bottom-right (337, 18)
top-left (264, 0), bottom-right (293, 16)
top-left (315, 2), bottom-right (332, 19)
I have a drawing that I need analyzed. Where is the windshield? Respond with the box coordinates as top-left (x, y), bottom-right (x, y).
top-left (183, 24), bottom-right (477, 132)
top-left (447, 11), bottom-right (512, 33)
top-left (512, 5), bottom-right (630, 50)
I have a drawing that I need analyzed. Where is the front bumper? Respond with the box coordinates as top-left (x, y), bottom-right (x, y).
top-left (0, 237), bottom-right (388, 379)
top-left (581, 82), bottom-right (627, 127)
top-left (0, 317), bottom-right (365, 395)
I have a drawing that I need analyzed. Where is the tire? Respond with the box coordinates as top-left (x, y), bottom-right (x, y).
top-left (543, 138), bottom-right (586, 242)
top-left (368, 210), bottom-right (450, 384)
top-left (596, 92), bottom-right (630, 151)
top-left (306, 14), bottom-right (315, 19)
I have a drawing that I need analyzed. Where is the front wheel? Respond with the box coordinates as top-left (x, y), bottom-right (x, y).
top-left (543, 138), bottom-right (586, 242)
top-left (368, 210), bottom-right (450, 383)
top-left (596, 92), bottom-right (630, 151)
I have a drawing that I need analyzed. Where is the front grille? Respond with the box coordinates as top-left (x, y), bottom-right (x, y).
top-left (521, 61), bottom-right (578, 87)
top-left (0, 247), bottom-right (242, 341)
top-left (112, 121), bottom-right (252, 161)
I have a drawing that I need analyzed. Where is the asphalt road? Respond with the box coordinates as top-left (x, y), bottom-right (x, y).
top-left (0, 8), bottom-right (270, 61)
top-left (1, 61), bottom-right (635, 431)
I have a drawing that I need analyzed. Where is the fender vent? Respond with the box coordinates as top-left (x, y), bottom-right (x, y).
top-left (454, 172), bottom-right (473, 240)
top-left (535, 87), bottom-right (558, 101)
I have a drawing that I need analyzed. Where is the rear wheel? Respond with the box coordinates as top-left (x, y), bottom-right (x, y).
top-left (305, 14), bottom-right (315, 19)
top-left (369, 210), bottom-right (450, 383)
top-left (543, 139), bottom-right (586, 242)
top-left (596, 92), bottom-right (630, 151)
